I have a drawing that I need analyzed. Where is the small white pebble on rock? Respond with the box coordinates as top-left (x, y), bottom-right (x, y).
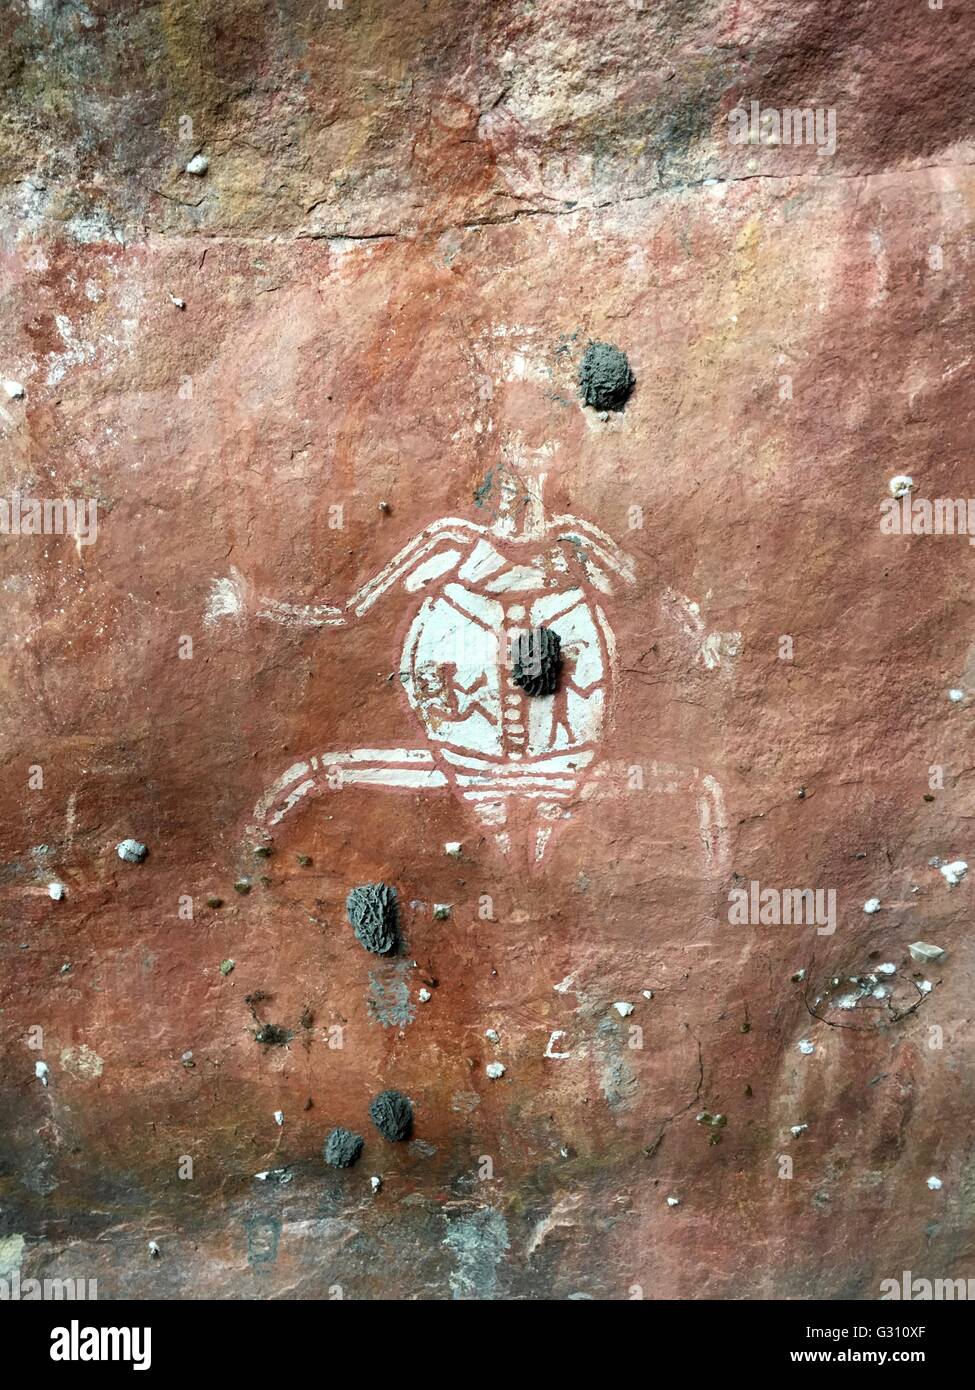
top-left (116, 839), bottom-right (148, 863)
top-left (872, 986), bottom-right (888, 999)
top-left (484, 1028), bottom-right (499, 1043)
top-left (486, 1062), bottom-right (505, 1079)
top-left (939, 860), bottom-right (967, 887)
top-left (273, 1110), bottom-right (283, 1126)
top-left (35, 1060), bottom-right (49, 1085)
top-left (909, 941), bottom-right (945, 963)
top-left (444, 841), bottom-right (462, 858)
top-left (888, 474), bottom-right (913, 498)
top-left (48, 881), bottom-right (65, 901)
top-left (148, 1241), bottom-right (160, 1258)
top-left (185, 153), bottom-right (209, 175)
top-left (948, 689), bottom-right (965, 702)
top-left (418, 988), bottom-right (431, 1003)
top-left (169, 293), bottom-right (186, 309)
top-left (877, 962), bottom-right (897, 975)
top-left (790, 1124), bottom-right (808, 1137)
top-left (613, 1001), bottom-right (634, 1017)
top-left (918, 980), bottom-right (933, 994)
top-left (370, 1175), bottom-right (382, 1194)
top-left (642, 989), bottom-right (654, 999)
top-left (863, 898), bottom-right (881, 914)
top-left (433, 903), bottom-right (451, 920)
top-left (3, 379), bottom-right (25, 399)
top-left (798, 1039), bottom-right (815, 1055)
top-left (927, 1175), bottom-right (943, 1191)
top-left (666, 1196), bottom-right (680, 1207)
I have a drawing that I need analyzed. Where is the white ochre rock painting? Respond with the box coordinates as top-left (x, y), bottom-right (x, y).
top-left (246, 462), bottom-right (732, 866)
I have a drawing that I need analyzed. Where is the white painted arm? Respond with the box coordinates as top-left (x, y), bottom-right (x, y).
top-left (252, 518), bottom-right (486, 628)
top-left (549, 515), bottom-right (637, 586)
top-left (347, 518), bottom-right (485, 615)
top-left (257, 599), bottom-right (347, 628)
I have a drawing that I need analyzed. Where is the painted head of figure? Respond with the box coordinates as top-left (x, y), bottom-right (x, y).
top-left (480, 436), bottom-right (557, 542)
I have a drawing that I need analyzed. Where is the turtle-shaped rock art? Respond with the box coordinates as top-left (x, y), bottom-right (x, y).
top-left (249, 458), bottom-right (636, 864)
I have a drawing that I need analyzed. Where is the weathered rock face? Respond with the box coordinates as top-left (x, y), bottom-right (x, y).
top-left (1, 0), bottom-right (974, 1301)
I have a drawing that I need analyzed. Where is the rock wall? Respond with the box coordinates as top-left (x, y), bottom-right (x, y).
top-left (1, 0), bottom-right (974, 1299)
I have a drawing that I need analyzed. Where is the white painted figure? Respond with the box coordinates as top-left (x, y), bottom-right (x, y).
top-left (249, 462), bottom-right (632, 862)
top-left (247, 457), bottom-right (731, 868)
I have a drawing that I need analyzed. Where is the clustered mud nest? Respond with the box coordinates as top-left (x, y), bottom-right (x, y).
top-left (578, 341), bottom-right (635, 411)
top-left (346, 882), bottom-right (398, 954)
top-left (512, 626), bottom-right (562, 697)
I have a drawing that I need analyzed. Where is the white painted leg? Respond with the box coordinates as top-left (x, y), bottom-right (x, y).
top-left (253, 748), bottom-right (447, 829)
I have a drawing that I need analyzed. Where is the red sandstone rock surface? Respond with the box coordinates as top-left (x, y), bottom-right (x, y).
top-left (1, 0), bottom-right (974, 1300)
